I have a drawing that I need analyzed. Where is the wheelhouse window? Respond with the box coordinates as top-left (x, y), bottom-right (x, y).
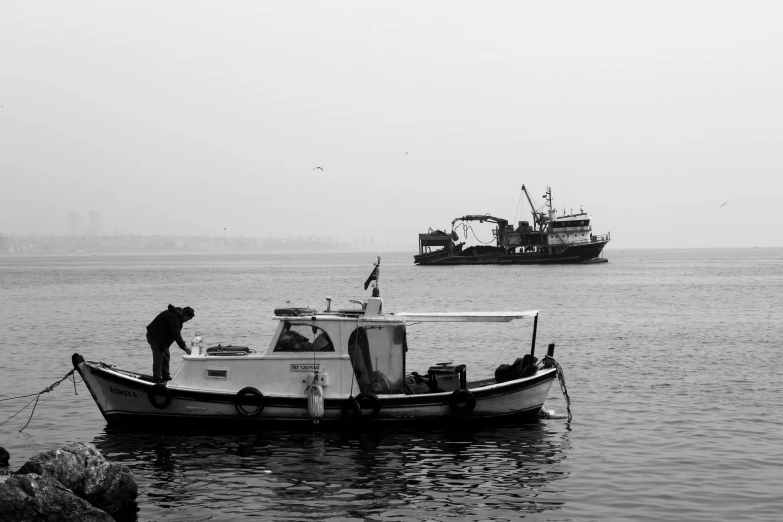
top-left (274, 322), bottom-right (334, 352)
top-left (551, 219), bottom-right (590, 229)
top-left (348, 325), bottom-right (405, 395)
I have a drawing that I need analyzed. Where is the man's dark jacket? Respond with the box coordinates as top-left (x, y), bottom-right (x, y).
top-left (147, 304), bottom-right (187, 350)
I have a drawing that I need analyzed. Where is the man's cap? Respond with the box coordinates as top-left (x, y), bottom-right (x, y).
top-left (182, 306), bottom-right (195, 318)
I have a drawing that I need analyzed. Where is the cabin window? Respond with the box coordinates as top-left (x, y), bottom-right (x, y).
top-left (552, 219), bottom-right (590, 229)
top-left (348, 325), bottom-right (405, 395)
top-left (273, 323), bottom-right (334, 352)
top-left (206, 368), bottom-right (228, 378)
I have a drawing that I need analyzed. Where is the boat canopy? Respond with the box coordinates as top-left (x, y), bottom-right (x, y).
top-left (392, 311), bottom-right (538, 322)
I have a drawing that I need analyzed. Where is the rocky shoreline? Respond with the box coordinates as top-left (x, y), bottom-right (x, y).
top-left (0, 442), bottom-right (137, 521)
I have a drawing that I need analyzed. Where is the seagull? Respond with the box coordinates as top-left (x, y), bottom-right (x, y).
top-left (313, 167), bottom-right (323, 171)
top-left (405, 152), bottom-right (409, 154)
top-left (720, 201), bottom-right (729, 208)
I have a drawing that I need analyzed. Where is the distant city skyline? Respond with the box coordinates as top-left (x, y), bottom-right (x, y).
top-left (66, 209), bottom-right (103, 236)
top-left (0, 231), bottom-right (407, 254)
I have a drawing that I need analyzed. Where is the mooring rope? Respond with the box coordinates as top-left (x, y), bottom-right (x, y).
top-left (546, 356), bottom-right (572, 423)
top-left (0, 369), bottom-right (78, 432)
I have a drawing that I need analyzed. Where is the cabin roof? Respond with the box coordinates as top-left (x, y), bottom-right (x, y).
top-left (273, 310), bottom-right (538, 323)
top-left (391, 311), bottom-right (538, 322)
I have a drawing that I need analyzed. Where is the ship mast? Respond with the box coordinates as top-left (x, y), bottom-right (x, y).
top-left (543, 186), bottom-right (553, 214)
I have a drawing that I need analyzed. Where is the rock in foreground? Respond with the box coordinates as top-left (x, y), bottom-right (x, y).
top-left (0, 446), bottom-right (10, 466)
top-left (15, 441), bottom-right (137, 513)
top-left (0, 474), bottom-right (114, 522)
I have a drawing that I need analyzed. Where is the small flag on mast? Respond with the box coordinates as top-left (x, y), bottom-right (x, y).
top-left (363, 256), bottom-right (381, 290)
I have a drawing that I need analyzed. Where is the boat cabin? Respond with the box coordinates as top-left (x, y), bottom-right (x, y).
top-left (173, 297), bottom-right (407, 398)
top-left (268, 298), bottom-right (406, 396)
top-left (173, 296), bottom-right (539, 401)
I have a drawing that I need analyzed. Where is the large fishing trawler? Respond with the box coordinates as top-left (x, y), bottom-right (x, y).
top-left (415, 185), bottom-right (610, 265)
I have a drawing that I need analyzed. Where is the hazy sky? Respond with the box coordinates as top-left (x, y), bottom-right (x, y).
top-left (1, 1), bottom-right (781, 249)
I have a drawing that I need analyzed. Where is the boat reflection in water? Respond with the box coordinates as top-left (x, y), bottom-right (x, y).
top-left (92, 421), bottom-right (570, 521)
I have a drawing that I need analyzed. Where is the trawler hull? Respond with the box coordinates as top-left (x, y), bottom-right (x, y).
top-left (415, 240), bottom-right (608, 265)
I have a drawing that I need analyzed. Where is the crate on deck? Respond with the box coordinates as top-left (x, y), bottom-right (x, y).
top-left (427, 364), bottom-right (466, 392)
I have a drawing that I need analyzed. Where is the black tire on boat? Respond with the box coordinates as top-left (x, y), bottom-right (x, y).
top-left (341, 397), bottom-right (362, 422)
top-left (355, 392), bottom-right (381, 419)
top-left (234, 387), bottom-right (265, 416)
top-left (148, 383), bottom-right (172, 410)
top-left (449, 389), bottom-right (476, 415)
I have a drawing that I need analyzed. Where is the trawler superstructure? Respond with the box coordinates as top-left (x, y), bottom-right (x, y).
top-left (415, 184), bottom-right (610, 265)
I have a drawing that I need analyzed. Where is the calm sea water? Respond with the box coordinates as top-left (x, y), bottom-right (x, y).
top-left (1, 249), bottom-right (781, 521)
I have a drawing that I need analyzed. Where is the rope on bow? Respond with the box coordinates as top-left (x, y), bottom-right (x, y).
top-left (0, 369), bottom-right (79, 432)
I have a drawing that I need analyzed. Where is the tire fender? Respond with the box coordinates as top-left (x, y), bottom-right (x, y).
top-left (341, 397), bottom-right (361, 422)
top-left (235, 387), bottom-right (265, 416)
top-left (449, 389), bottom-right (476, 415)
top-left (355, 392), bottom-right (381, 419)
top-left (148, 383), bottom-right (172, 410)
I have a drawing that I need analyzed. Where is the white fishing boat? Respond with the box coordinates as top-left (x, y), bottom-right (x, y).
top-left (72, 258), bottom-right (569, 427)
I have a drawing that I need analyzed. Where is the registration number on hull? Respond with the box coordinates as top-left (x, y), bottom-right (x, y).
top-left (291, 364), bottom-right (319, 372)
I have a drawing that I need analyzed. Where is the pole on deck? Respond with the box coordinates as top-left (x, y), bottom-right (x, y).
top-left (530, 313), bottom-right (538, 357)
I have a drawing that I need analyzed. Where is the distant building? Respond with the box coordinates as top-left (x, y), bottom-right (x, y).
top-left (69, 210), bottom-right (82, 236)
top-left (88, 210), bottom-right (102, 236)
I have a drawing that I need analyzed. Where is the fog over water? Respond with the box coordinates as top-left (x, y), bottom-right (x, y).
top-left (1, 1), bottom-right (781, 249)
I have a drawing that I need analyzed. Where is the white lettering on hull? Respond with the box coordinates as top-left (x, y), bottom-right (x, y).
top-left (291, 364), bottom-right (319, 372)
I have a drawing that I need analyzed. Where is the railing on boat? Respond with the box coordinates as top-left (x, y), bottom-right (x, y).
top-left (418, 246), bottom-right (457, 259)
top-left (553, 233), bottom-right (610, 246)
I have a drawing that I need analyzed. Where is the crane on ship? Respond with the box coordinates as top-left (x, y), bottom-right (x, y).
top-left (450, 214), bottom-right (509, 246)
top-left (451, 215), bottom-right (508, 229)
top-left (520, 184), bottom-right (552, 231)
top-left (451, 186), bottom-right (552, 234)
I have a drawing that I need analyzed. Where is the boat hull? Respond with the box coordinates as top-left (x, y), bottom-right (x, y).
top-left (414, 240), bottom-right (608, 265)
top-left (73, 355), bottom-right (557, 427)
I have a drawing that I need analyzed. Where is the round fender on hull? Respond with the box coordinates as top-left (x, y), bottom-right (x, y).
top-left (148, 384), bottom-right (172, 410)
top-left (235, 387), bottom-right (265, 416)
top-left (308, 385), bottom-right (324, 421)
top-left (341, 397), bottom-right (361, 422)
top-left (449, 389), bottom-right (476, 415)
top-left (355, 392), bottom-right (381, 419)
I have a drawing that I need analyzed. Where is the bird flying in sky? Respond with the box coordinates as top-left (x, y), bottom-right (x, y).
top-left (313, 167), bottom-right (323, 171)
top-left (720, 201), bottom-right (729, 208)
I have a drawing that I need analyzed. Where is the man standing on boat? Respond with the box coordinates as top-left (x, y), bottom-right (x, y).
top-left (146, 304), bottom-right (194, 383)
